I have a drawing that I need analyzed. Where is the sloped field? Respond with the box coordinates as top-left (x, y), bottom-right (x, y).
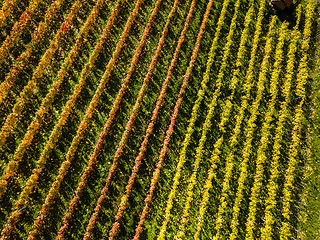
top-left (0, 0), bottom-right (318, 239)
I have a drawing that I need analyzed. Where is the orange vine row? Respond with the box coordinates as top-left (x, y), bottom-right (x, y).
top-left (0, 0), bottom-right (42, 63)
top-left (0, 0), bottom-right (64, 105)
top-left (108, 0), bottom-right (199, 238)
top-left (55, 0), bottom-right (178, 238)
top-left (0, 0), bottom-right (82, 149)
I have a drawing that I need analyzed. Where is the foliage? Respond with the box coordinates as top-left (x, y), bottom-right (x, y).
top-left (0, 0), bottom-right (317, 239)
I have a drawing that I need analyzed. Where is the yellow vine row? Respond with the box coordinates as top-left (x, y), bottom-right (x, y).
top-left (156, 0), bottom-right (231, 238)
top-left (279, 1), bottom-right (314, 239)
top-left (174, 0), bottom-right (245, 238)
top-left (228, 16), bottom-right (278, 240)
top-left (260, 29), bottom-right (302, 240)
top-left (212, 1), bottom-right (267, 239)
top-left (0, 0), bottom-right (19, 28)
top-left (0, 0), bottom-right (42, 63)
top-left (244, 20), bottom-right (290, 240)
top-left (192, 0), bottom-right (258, 238)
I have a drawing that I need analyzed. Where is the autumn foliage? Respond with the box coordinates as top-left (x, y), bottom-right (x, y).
top-left (0, 0), bottom-right (317, 239)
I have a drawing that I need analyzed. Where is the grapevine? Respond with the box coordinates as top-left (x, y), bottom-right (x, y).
top-left (157, 0), bottom-right (230, 238)
top-left (0, 0), bottom-right (82, 148)
top-left (193, 0), bottom-right (258, 237)
top-left (212, 1), bottom-right (267, 238)
top-left (174, 0), bottom-right (246, 238)
top-left (228, 16), bottom-right (277, 240)
top-left (244, 20), bottom-right (289, 240)
top-left (0, 0), bottom-right (118, 199)
top-left (260, 29), bottom-right (302, 240)
top-left (0, 0), bottom-right (64, 105)
top-left (0, 0), bottom-right (42, 63)
top-left (0, 0), bottom-right (19, 28)
top-left (279, 2), bottom-right (314, 239)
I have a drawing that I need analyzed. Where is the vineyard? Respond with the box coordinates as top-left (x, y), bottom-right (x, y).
top-left (0, 0), bottom-right (319, 239)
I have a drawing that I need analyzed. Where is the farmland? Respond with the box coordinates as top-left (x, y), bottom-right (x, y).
top-left (0, 0), bottom-right (319, 239)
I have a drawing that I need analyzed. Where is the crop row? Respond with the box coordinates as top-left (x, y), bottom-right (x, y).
top-left (173, 0), bottom-right (247, 238)
top-left (0, 0), bottom-right (19, 28)
top-left (131, 0), bottom-right (218, 238)
top-left (0, 0), bottom-right (82, 149)
top-left (212, 1), bottom-right (267, 238)
top-left (228, 16), bottom-right (277, 240)
top-left (55, 0), bottom-right (179, 239)
top-left (279, 1), bottom-right (314, 239)
top-left (105, 0), bottom-right (216, 238)
top-left (156, 0), bottom-right (231, 238)
top-left (0, 0), bottom-right (115, 199)
top-left (192, 0), bottom-right (257, 238)
top-left (0, 0), bottom-right (143, 238)
top-left (0, 0), bottom-right (315, 239)
top-left (260, 27), bottom-right (301, 240)
top-left (106, 1), bottom-right (194, 236)
top-left (0, 0), bottom-right (64, 105)
top-left (27, 0), bottom-right (160, 238)
top-left (244, 19), bottom-right (290, 240)
top-left (0, 0), bottom-right (42, 64)
top-left (106, 0), bottom-right (198, 238)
